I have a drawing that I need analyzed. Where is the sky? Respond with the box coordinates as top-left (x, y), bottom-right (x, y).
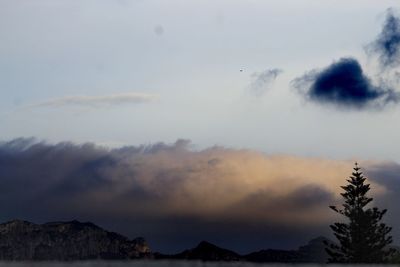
top-left (2, 0), bottom-right (400, 254)
top-left (1, 0), bottom-right (400, 160)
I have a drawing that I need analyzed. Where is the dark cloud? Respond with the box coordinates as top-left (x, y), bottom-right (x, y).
top-left (292, 9), bottom-right (400, 110)
top-left (0, 138), bottom-right (396, 253)
top-left (364, 163), bottom-right (400, 247)
top-left (367, 9), bottom-right (400, 68)
top-left (229, 185), bottom-right (335, 224)
top-left (292, 58), bottom-right (399, 109)
top-left (249, 68), bottom-right (282, 96)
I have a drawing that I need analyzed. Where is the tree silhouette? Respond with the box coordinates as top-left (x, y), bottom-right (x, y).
top-left (325, 163), bottom-right (395, 263)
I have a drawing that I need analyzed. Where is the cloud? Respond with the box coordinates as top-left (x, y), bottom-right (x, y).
top-left (363, 162), bottom-right (400, 246)
top-left (0, 138), bottom-right (394, 253)
top-left (367, 9), bottom-right (400, 68)
top-left (292, 10), bottom-right (400, 110)
top-left (248, 68), bottom-right (282, 96)
top-left (292, 58), bottom-right (399, 109)
top-left (27, 93), bottom-right (159, 109)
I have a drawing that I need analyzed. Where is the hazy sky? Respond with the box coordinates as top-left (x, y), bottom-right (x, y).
top-left (1, 0), bottom-right (400, 161)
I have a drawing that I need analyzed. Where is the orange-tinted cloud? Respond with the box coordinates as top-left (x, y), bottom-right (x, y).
top-left (0, 138), bottom-right (393, 252)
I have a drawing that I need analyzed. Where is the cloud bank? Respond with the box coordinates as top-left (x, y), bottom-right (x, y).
top-left (292, 58), bottom-right (399, 109)
top-left (248, 69), bottom-right (282, 96)
top-left (27, 93), bottom-right (159, 109)
top-left (0, 138), bottom-right (397, 253)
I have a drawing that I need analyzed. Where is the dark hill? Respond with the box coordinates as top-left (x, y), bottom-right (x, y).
top-left (0, 220), bottom-right (151, 260)
top-left (244, 249), bottom-right (301, 262)
top-left (157, 241), bottom-right (242, 261)
top-left (0, 219), bottom-right (332, 263)
top-left (244, 236), bottom-right (331, 263)
top-left (297, 236), bottom-right (330, 263)
top-left (157, 237), bottom-right (331, 263)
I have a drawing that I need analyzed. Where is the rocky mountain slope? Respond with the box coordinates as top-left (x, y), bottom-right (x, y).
top-left (0, 219), bottom-right (332, 262)
top-left (0, 220), bottom-right (151, 260)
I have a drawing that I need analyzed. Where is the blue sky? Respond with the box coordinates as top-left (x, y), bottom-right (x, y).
top-left (1, 0), bottom-right (400, 161)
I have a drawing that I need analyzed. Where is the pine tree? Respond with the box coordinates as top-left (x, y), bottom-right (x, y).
top-left (325, 162), bottom-right (395, 263)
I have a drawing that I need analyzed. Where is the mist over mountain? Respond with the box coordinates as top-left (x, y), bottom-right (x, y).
top-left (0, 138), bottom-right (398, 253)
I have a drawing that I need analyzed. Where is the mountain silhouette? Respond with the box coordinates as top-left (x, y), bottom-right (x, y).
top-left (0, 220), bottom-right (151, 260)
top-left (156, 241), bottom-right (242, 261)
top-left (0, 219), bottom-right (335, 262)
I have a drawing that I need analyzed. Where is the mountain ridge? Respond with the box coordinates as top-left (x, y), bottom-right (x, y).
top-left (0, 219), bottom-right (332, 262)
top-left (0, 219), bottom-right (151, 260)
top-left (156, 236), bottom-right (332, 263)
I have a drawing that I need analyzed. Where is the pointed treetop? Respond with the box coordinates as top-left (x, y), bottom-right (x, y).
top-left (354, 161), bottom-right (360, 171)
top-left (326, 162), bottom-right (394, 263)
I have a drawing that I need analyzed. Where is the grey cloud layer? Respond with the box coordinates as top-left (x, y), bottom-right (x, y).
top-left (248, 69), bottom-right (282, 96)
top-left (27, 93), bottom-right (159, 109)
top-left (0, 138), bottom-right (396, 253)
top-left (367, 9), bottom-right (400, 68)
